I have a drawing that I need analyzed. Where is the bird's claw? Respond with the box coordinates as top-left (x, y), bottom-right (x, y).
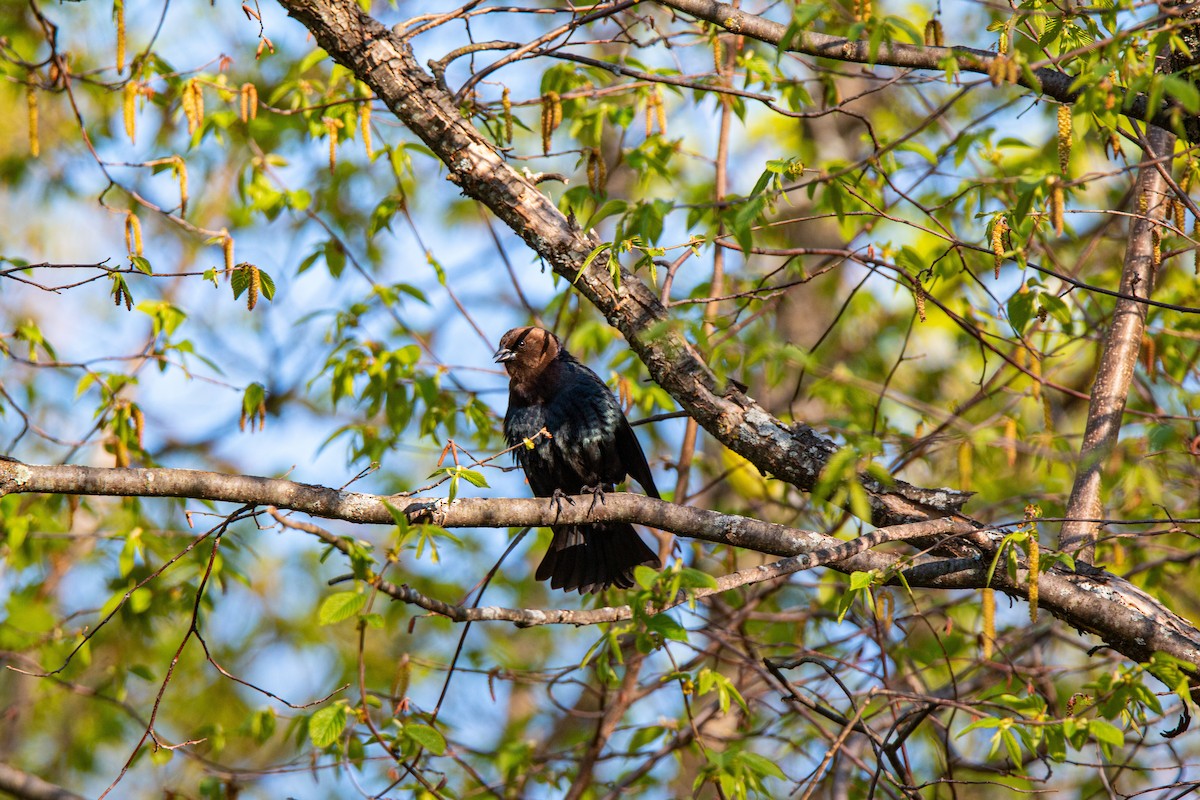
top-left (549, 488), bottom-right (574, 522)
top-left (580, 484), bottom-right (607, 515)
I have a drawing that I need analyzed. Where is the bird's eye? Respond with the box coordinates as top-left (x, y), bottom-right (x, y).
top-left (517, 339), bottom-right (526, 348)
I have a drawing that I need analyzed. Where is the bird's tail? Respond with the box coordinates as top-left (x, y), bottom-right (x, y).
top-left (536, 523), bottom-right (661, 594)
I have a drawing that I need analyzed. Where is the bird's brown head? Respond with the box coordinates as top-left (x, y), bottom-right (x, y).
top-left (494, 327), bottom-right (561, 381)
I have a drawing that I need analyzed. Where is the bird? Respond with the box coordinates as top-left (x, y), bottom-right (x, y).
top-left (494, 326), bottom-right (661, 593)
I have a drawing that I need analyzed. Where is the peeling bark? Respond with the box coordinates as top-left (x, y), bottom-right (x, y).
top-left (1061, 127), bottom-right (1173, 566)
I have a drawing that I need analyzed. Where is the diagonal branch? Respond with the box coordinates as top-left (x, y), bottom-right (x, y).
top-left (0, 763), bottom-right (85, 800)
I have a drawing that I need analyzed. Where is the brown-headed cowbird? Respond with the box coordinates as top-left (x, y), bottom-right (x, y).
top-left (494, 326), bottom-right (661, 593)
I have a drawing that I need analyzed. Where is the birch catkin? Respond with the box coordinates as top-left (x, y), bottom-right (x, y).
top-left (981, 588), bottom-right (995, 659)
top-left (992, 216), bottom-right (1007, 279)
top-left (114, 0), bottom-right (126, 74)
top-left (27, 86), bottom-right (39, 158)
top-left (124, 82), bottom-right (137, 143)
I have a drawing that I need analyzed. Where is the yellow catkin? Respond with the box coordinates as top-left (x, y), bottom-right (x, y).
top-left (875, 590), bottom-right (893, 634)
top-left (713, 36), bottom-right (724, 73)
top-left (987, 57), bottom-right (1006, 87)
top-left (1004, 417), bottom-right (1017, 467)
top-left (924, 19), bottom-right (943, 47)
top-left (958, 441), bottom-right (973, 491)
top-left (540, 93), bottom-right (558, 155)
top-left (1175, 170), bottom-right (1189, 231)
top-left (655, 88), bottom-right (667, 136)
top-left (132, 404), bottom-right (145, 450)
top-left (173, 155), bottom-right (188, 216)
top-left (1142, 332), bottom-right (1157, 381)
top-left (125, 212), bottom-right (143, 257)
top-left (855, 0), bottom-right (872, 23)
top-left (1042, 394), bottom-right (1054, 433)
top-left (324, 117), bottom-right (342, 173)
top-left (645, 93), bottom-right (655, 138)
top-left (1194, 217), bottom-right (1199, 274)
top-left (241, 82), bottom-right (258, 121)
top-left (1029, 350), bottom-right (1041, 401)
top-left (27, 86), bottom-right (38, 158)
top-left (992, 215), bottom-right (1007, 278)
top-left (183, 79), bottom-right (204, 136)
top-left (914, 276), bottom-right (926, 321)
top-left (981, 588), bottom-right (995, 659)
top-left (360, 101), bottom-right (373, 159)
top-left (999, 29), bottom-right (1009, 55)
top-left (1007, 59), bottom-right (1019, 84)
top-left (1027, 536), bottom-right (1039, 622)
top-left (1153, 228), bottom-right (1162, 266)
top-left (114, 435), bottom-right (129, 468)
top-left (1050, 179), bottom-right (1064, 235)
top-left (123, 82), bottom-right (137, 143)
top-left (1106, 131), bottom-right (1122, 160)
top-left (194, 80), bottom-right (205, 129)
top-left (247, 264), bottom-right (260, 311)
top-left (501, 87), bottom-right (513, 144)
top-left (1057, 105), bottom-right (1071, 174)
top-left (181, 81), bottom-right (195, 134)
top-left (223, 231), bottom-right (234, 277)
top-left (114, 0), bottom-right (126, 75)
top-left (586, 150), bottom-right (597, 193)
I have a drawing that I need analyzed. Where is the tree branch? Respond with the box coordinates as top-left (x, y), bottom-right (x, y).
top-left (0, 763), bottom-right (85, 800)
top-left (1061, 126), bottom-right (1174, 565)
top-left (5, 460), bottom-right (1200, 669)
top-left (655, 0), bottom-right (1200, 142)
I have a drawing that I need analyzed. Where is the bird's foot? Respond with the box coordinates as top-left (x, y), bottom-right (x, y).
top-left (580, 484), bottom-right (607, 515)
top-left (549, 488), bottom-right (575, 522)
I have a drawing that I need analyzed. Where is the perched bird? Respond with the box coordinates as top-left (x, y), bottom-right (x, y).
top-left (494, 326), bottom-right (661, 593)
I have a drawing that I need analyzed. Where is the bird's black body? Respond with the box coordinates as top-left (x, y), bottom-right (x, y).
top-left (495, 326), bottom-right (661, 593)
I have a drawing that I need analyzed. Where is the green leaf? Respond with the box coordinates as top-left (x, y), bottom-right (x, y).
top-left (739, 751), bottom-right (786, 780)
top-left (1007, 290), bottom-right (1036, 334)
top-left (318, 591), bottom-right (367, 625)
top-left (455, 468), bottom-right (489, 488)
top-left (677, 567), bottom-right (718, 590)
top-left (308, 704), bottom-right (347, 748)
top-left (404, 723), bottom-right (446, 755)
top-left (848, 571), bottom-right (875, 591)
top-left (1089, 718), bottom-right (1125, 748)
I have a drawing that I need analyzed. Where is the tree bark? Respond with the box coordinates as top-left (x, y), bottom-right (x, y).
top-left (0, 763), bottom-right (85, 800)
top-left (1060, 126), bottom-right (1173, 566)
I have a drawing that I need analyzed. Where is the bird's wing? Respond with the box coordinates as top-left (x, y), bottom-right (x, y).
top-left (615, 415), bottom-right (659, 498)
top-left (505, 401), bottom-right (567, 497)
top-left (545, 362), bottom-right (629, 489)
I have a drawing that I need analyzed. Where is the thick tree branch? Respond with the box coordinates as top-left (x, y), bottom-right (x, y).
top-left (4, 460), bottom-right (1200, 668)
top-left (272, 0), bottom-right (972, 532)
top-left (0, 763), bottom-right (85, 800)
top-left (656, 0), bottom-right (1200, 142)
top-left (1061, 126), bottom-right (1173, 565)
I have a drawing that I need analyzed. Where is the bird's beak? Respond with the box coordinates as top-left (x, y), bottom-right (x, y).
top-left (493, 347), bottom-right (516, 363)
